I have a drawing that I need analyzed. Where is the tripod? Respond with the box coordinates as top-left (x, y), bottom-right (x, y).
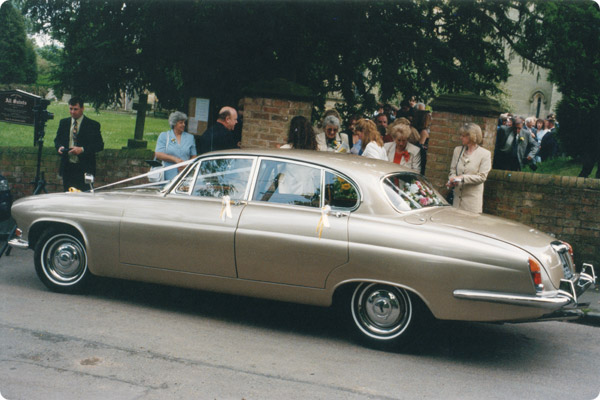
top-left (0, 104), bottom-right (51, 259)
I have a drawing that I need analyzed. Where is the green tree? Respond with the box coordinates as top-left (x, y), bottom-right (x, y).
top-left (0, 0), bottom-right (37, 84)
top-left (23, 0), bottom-right (519, 114)
top-left (499, 1), bottom-right (599, 162)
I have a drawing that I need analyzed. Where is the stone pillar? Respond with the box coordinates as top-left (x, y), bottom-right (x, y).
top-left (240, 79), bottom-right (313, 149)
top-left (427, 93), bottom-right (502, 193)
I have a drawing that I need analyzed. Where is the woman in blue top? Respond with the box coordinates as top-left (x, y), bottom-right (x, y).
top-left (154, 111), bottom-right (197, 180)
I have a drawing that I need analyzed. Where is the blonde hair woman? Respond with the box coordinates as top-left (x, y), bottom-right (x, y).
top-left (447, 123), bottom-right (492, 213)
top-left (355, 118), bottom-right (386, 160)
top-left (384, 124), bottom-right (421, 173)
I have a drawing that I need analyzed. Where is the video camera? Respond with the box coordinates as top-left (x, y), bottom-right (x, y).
top-left (33, 99), bottom-right (54, 145)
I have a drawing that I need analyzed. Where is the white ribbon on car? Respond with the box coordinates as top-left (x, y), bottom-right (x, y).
top-left (93, 159), bottom-right (195, 191)
top-left (220, 195), bottom-right (232, 221)
top-left (316, 205), bottom-right (331, 239)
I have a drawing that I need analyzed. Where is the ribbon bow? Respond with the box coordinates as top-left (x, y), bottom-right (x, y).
top-left (398, 150), bottom-right (410, 162)
top-left (220, 195), bottom-right (232, 221)
top-left (68, 187), bottom-right (81, 192)
top-left (316, 205), bottom-right (331, 239)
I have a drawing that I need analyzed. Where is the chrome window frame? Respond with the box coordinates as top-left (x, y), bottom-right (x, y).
top-left (167, 155), bottom-right (258, 200)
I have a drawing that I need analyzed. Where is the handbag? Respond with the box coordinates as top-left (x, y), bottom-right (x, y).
top-left (148, 165), bottom-right (163, 183)
top-left (148, 131), bottom-right (170, 183)
top-left (446, 146), bottom-right (465, 205)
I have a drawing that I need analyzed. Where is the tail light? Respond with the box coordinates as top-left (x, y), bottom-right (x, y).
top-left (529, 257), bottom-right (544, 292)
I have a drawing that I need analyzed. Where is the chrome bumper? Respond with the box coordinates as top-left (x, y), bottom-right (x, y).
top-left (454, 263), bottom-right (597, 312)
top-left (7, 238), bottom-right (29, 250)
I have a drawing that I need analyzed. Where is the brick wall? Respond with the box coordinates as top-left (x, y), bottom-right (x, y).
top-left (425, 111), bottom-right (497, 191)
top-left (240, 96), bottom-right (312, 149)
top-left (0, 146), bottom-right (153, 198)
top-left (484, 170), bottom-right (600, 268)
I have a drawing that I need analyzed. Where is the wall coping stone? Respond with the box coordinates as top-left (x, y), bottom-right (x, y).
top-left (242, 78), bottom-right (313, 101)
top-left (430, 92), bottom-right (503, 117)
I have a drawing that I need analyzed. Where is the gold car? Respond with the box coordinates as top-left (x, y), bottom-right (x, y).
top-left (9, 149), bottom-right (596, 349)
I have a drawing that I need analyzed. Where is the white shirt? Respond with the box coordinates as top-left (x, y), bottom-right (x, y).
top-left (361, 141), bottom-right (387, 160)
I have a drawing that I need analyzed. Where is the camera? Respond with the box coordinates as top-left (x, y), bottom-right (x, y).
top-left (33, 99), bottom-right (54, 145)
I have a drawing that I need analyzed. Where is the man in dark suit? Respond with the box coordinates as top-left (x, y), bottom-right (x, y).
top-left (197, 106), bottom-right (239, 154)
top-left (493, 117), bottom-right (539, 171)
top-left (54, 97), bottom-right (104, 191)
top-left (538, 116), bottom-right (559, 162)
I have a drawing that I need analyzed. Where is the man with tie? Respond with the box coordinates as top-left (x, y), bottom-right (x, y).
top-left (54, 97), bottom-right (104, 191)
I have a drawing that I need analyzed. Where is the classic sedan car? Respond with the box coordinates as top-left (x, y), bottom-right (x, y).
top-left (9, 149), bottom-right (596, 348)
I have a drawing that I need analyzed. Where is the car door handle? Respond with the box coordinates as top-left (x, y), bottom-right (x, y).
top-left (334, 211), bottom-right (349, 218)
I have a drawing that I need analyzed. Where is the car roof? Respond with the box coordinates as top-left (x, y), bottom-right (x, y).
top-left (198, 148), bottom-right (414, 182)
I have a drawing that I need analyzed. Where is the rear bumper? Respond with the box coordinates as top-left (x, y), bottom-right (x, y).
top-left (454, 263), bottom-right (597, 319)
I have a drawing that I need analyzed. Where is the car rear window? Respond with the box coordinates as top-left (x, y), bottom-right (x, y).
top-left (383, 173), bottom-right (447, 211)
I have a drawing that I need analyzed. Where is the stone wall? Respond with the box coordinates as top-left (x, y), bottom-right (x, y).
top-left (484, 170), bottom-right (600, 268)
top-left (240, 96), bottom-right (312, 149)
top-left (0, 146), bottom-right (153, 198)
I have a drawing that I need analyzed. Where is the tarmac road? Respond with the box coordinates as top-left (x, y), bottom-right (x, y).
top-left (1, 245), bottom-right (599, 400)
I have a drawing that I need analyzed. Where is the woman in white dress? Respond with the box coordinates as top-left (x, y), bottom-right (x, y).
top-left (447, 123), bottom-right (492, 213)
top-left (355, 118), bottom-right (387, 160)
top-left (280, 116), bottom-right (317, 150)
top-left (384, 124), bottom-right (421, 173)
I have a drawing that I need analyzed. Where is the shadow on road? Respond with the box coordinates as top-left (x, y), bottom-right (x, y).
top-left (84, 276), bottom-right (552, 363)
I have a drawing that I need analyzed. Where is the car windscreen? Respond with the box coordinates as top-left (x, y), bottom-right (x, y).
top-left (382, 173), bottom-right (447, 211)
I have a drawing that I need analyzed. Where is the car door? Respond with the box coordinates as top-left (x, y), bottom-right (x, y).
top-left (119, 156), bottom-right (256, 277)
top-left (235, 158), bottom-right (359, 288)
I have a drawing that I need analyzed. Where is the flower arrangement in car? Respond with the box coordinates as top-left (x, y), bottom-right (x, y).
top-left (334, 177), bottom-right (358, 200)
top-left (404, 179), bottom-right (443, 207)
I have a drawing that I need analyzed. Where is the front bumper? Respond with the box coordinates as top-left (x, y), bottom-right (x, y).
top-left (454, 263), bottom-right (597, 319)
top-left (7, 238), bottom-right (29, 250)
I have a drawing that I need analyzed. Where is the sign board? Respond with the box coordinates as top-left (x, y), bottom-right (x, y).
top-left (188, 97), bottom-right (210, 135)
top-left (0, 90), bottom-right (41, 126)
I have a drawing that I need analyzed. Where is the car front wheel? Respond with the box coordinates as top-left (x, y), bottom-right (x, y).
top-left (34, 229), bottom-right (90, 293)
top-left (350, 282), bottom-right (424, 349)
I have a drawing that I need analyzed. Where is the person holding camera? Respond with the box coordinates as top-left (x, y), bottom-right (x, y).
top-left (54, 97), bottom-right (104, 191)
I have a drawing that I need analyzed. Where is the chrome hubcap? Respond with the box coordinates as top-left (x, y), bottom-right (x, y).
top-left (42, 234), bottom-right (87, 285)
top-left (365, 290), bottom-right (402, 328)
top-left (352, 283), bottom-right (412, 340)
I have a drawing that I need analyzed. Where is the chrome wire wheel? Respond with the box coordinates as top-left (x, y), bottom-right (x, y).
top-left (351, 283), bottom-right (413, 341)
top-left (38, 232), bottom-right (88, 287)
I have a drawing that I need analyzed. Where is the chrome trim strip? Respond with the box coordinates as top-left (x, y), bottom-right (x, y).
top-left (453, 290), bottom-right (572, 309)
top-left (8, 238), bottom-right (29, 250)
top-left (455, 263), bottom-right (597, 311)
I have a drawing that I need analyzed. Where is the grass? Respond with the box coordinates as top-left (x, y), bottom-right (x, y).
top-left (0, 102), bottom-right (168, 150)
top-left (1, 102), bottom-right (597, 178)
top-left (522, 156), bottom-right (597, 178)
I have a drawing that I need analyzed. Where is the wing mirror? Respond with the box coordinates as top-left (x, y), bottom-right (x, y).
top-left (84, 173), bottom-right (95, 193)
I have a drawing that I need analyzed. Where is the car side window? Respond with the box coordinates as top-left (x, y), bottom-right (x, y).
top-left (324, 172), bottom-right (359, 209)
top-left (252, 160), bottom-right (321, 207)
top-left (173, 165), bottom-right (197, 194)
top-left (185, 158), bottom-right (253, 200)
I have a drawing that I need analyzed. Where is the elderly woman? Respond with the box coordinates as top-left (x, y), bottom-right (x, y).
top-left (281, 116), bottom-right (317, 150)
top-left (316, 115), bottom-right (350, 152)
top-left (447, 123), bottom-right (492, 213)
top-left (154, 111), bottom-right (197, 181)
top-left (355, 118), bottom-right (387, 160)
top-left (384, 124), bottom-right (421, 173)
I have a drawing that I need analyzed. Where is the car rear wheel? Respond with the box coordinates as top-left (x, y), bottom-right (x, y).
top-left (34, 229), bottom-right (90, 293)
top-left (349, 282), bottom-right (423, 349)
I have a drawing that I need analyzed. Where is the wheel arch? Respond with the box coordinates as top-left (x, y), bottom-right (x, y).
top-left (28, 220), bottom-right (87, 250)
top-left (331, 279), bottom-right (432, 314)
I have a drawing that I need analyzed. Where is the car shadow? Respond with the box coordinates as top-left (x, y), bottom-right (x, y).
top-left (87, 276), bottom-right (554, 363)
